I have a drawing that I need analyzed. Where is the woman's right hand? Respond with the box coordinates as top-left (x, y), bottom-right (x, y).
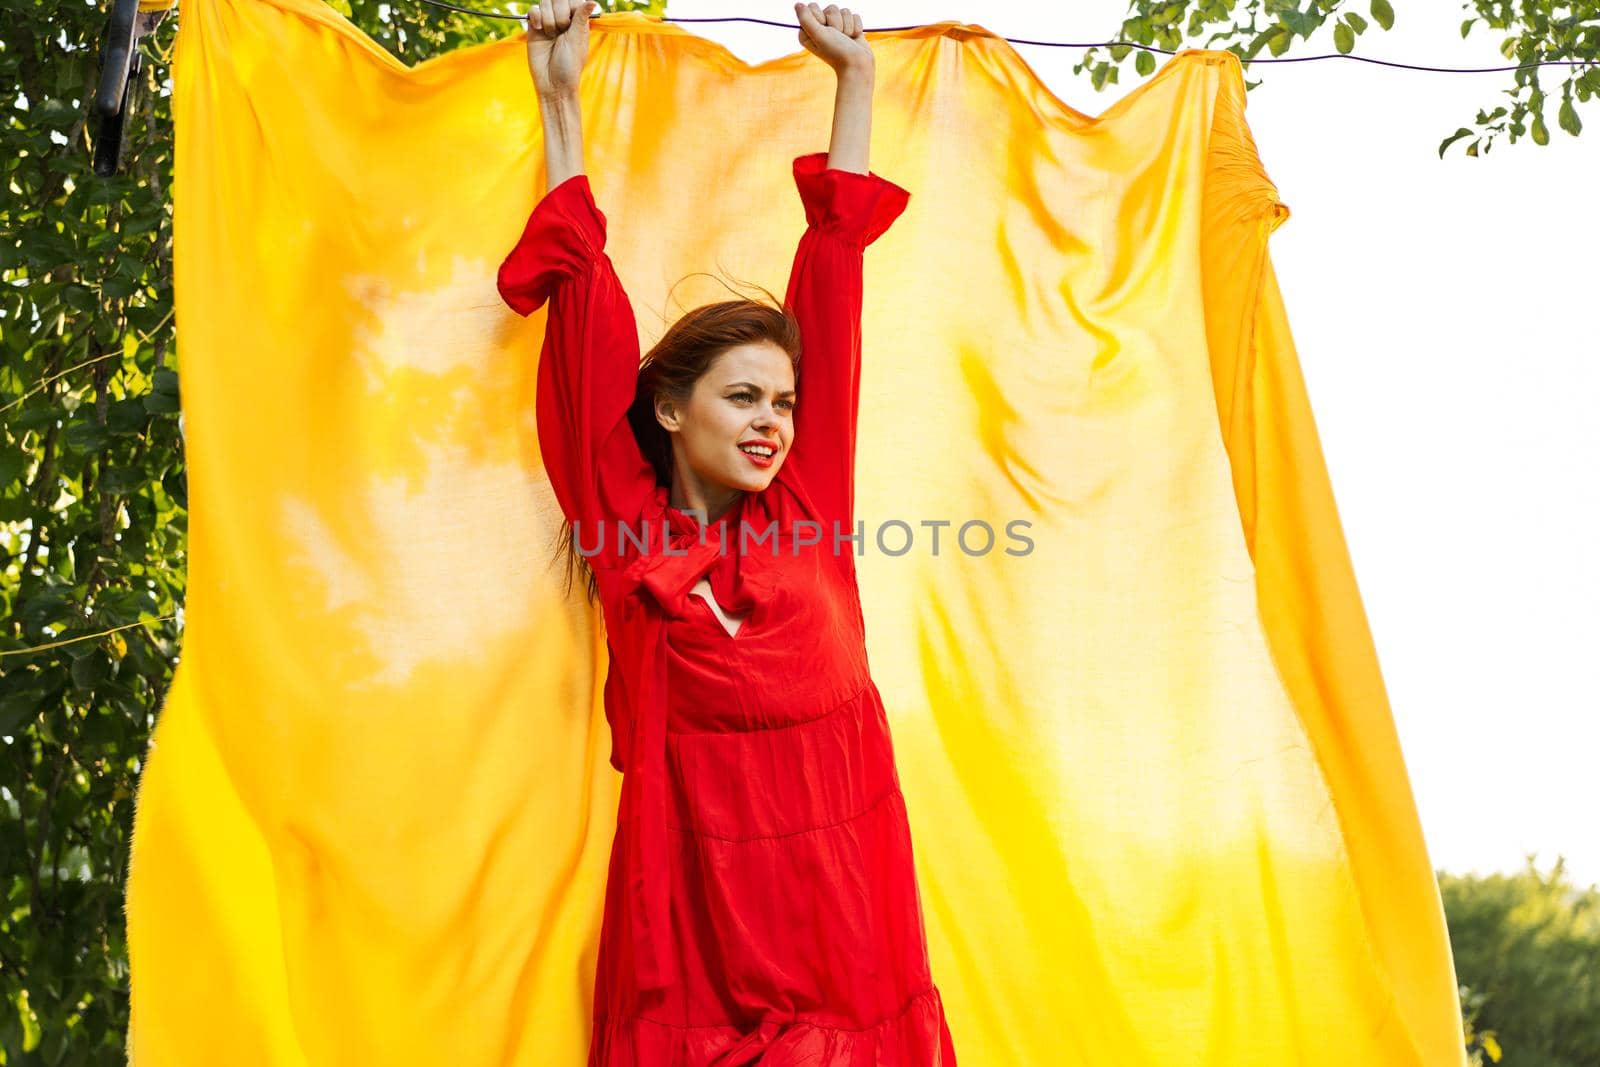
top-left (526, 0), bottom-right (599, 100)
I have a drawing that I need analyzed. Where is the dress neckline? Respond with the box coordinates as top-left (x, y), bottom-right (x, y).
top-left (656, 485), bottom-right (748, 534)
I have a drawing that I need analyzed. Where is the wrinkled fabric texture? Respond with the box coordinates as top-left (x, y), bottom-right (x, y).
top-left (125, 2), bottom-right (1466, 1065)
top-left (494, 157), bottom-right (954, 1064)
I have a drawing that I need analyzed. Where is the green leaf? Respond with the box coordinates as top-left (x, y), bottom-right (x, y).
top-left (1245, 25), bottom-right (1287, 59)
top-left (1343, 11), bottom-right (1369, 35)
top-left (142, 391), bottom-right (181, 414)
top-left (70, 652), bottom-right (110, 688)
top-left (0, 690), bottom-right (44, 736)
top-left (162, 466), bottom-right (188, 508)
top-left (1558, 98), bottom-right (1582, 136)
top-left (64, 420), bottom-right (111, 453)
top-left (19, 591), bottom-right (76, 633)
top-left (61, 284), bottom-right (98, 314)
top-left (1371, 0), bottom-right (1395, 31)
top-left (31, 97), bottom-right (79, 130)
top-left (1438, 127), bottom-right (1474, 158)
top-left (12, 404), bottom-right (58, 431)
top-left (19, 989), bottom-right (43, 1051)
top-left (107, 397), bottom-right (151, 435)
top-left (103, 276), bottom-right (143, 299)
top-left (1334, 22), bottom-right (1354, 54)
top-left (1136, 50), bottom-right (1156, 77)
top-left (1532, 113), bottom-right (1549, 145)
top-left (100, 465), bottom-right (145, 493)
top-left (0, 446), bottom-right (26, 487)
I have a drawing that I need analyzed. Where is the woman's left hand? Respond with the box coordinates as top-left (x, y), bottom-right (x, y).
top-left (795, 3), bottom-right (873, 75)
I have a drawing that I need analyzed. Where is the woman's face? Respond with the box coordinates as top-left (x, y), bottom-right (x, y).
top-left (656, 341), bottom-right (796, 495)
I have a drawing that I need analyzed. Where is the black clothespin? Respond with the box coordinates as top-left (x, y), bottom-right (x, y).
top-left (92, 0), bottom-right (169, 177)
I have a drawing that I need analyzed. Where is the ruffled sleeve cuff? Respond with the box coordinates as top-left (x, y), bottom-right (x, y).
top-left (792, 152), bottom-right (911, 248)
top-left (496, 174), bottom-right (609, 317)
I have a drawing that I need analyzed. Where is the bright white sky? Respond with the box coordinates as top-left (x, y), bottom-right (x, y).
top-left (667, 0), bottom-right (1600, 890)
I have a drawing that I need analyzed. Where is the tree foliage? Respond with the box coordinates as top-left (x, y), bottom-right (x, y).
top-left (2, 0), bottom-right (186, 1054)
top-left (1077, 0), bottom-right (1600, 155)
top-left (1442, 856), bottom-right (1600, 1067)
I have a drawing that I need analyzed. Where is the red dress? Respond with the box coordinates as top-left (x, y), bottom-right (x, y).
top-left (498, 153), bottom-right (956, 1066)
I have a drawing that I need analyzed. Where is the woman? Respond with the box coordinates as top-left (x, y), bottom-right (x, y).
top-left (498, 2), bottom-right (957, 1062)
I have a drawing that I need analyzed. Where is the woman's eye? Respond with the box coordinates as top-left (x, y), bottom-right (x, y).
top-left (729, 393), bottom-right (793, 411)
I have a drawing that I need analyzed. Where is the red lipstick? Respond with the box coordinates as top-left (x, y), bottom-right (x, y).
top-left (737, 439), bottom-right (778, 469)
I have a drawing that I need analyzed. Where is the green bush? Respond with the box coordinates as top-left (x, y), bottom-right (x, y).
top-left (1442, 857), bottom-right (1600, 1067)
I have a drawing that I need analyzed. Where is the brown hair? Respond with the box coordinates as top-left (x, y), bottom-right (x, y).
top-left (553, 277), bottom-right (802, 605)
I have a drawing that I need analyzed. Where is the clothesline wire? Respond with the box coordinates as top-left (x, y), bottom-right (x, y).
top-left (413, 4), bottom-right (1600, 74)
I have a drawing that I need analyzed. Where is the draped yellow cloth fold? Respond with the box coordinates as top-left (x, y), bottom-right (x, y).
top-left (125, 3), bottom-right (1466, 1063)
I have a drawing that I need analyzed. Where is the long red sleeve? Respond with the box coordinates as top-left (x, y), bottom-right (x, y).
top-left (497, 175), bottom-right (655, 566)
top-left (782, 152), bottom-right (912, 532)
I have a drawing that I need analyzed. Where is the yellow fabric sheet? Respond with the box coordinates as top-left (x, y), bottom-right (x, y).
top-left (125, 3), bottom-right (1466, 1063)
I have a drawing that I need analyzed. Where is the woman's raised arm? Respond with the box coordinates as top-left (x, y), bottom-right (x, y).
top-left (795, 3), bottom-right (874, 174)
top-left (782, 5), bottom-right (910, 535)
top-left (498, 0), bottom-right (653, 563)
top-left (526, 0), bottom-right (595, 186)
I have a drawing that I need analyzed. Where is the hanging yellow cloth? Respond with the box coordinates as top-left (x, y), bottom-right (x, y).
top-left (125, 2), bottom-right (1466, 1064)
